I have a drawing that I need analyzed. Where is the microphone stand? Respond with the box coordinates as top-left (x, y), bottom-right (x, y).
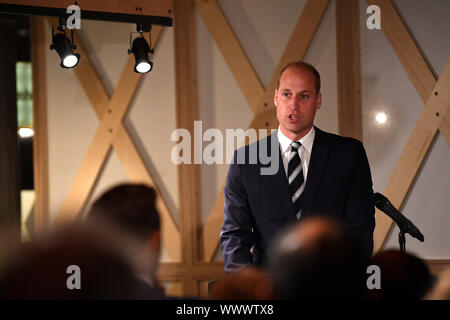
top-left (398, 231), bottom-right (406, 254)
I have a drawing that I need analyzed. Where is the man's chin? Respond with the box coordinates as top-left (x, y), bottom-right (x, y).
top-left (284, 125), bottom-right (303, 134)
top-left (281, 124), bottom-right (312, 139)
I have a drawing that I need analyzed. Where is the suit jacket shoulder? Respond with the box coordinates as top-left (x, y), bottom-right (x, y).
top-left (314, 126), bottom-right (364, 148)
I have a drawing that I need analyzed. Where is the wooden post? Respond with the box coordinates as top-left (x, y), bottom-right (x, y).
top-left (30, 16), bottom-right (49, 232)
top-left (336, 0), bottom-right (362, 140)
top-left (174, 0), bottom-right (202, 296)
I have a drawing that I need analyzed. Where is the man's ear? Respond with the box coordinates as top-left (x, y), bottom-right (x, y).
top-left (316, 92), bottom-right (322, 110)
top-left (274, 89), bottom-right (278, 107)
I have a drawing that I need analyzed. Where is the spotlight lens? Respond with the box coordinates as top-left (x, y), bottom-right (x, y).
top-left (63, 54), bottom-right (79, 68)
top-left (375, 112), bottom-right (387, 124)
top-left (136, 61), bottom-right (151, 73)
top-left (18, 128), bottom-right (34, 138)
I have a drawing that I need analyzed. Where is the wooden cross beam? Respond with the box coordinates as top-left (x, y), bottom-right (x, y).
top-left (374, 59), bottom-right (450, 251)
top-left (256, 0), bottom-right (332, 113)
top-left (48, 18), bottom-right (181, 262)
top-left (366, 0), bottom-right (450, 252)
top-left (192, 0), bottom-right (264, 113)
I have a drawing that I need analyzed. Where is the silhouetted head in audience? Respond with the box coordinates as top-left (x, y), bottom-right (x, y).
top-left (87, 183), bottom-right (164, 296)
top-left (89, 183), bottom-right (161, 252)
top-left (268, 216), bottom-right (367, 299)
top-left (0, 222), bottom-right (147, 299)
top-left (208, 266), bottom-right (273, 300)
top-left (366, 249), bottom-right (434, 300)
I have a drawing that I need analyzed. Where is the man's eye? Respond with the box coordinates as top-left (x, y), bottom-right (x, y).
top-left (301, 94), bottom-right (309, 99)
top-left (282, 93), bottom-right (290, 97)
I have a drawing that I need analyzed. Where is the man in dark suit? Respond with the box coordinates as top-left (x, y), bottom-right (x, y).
top-left (220, 61), bottom-right (375, 272)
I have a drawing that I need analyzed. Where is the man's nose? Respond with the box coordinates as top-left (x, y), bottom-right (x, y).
top-left (290, 97), bottom-right (301, 108)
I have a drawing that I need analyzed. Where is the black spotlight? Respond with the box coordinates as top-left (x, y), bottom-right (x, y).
top-left (50, 27), bottom-right (80, 69)
top-left (129, 36), bottom-right (153, 73)
top-left (128, 24), bottom-right (153, 74)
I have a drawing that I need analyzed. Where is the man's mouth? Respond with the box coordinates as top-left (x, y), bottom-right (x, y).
top-left (289, 115), bottom-right (298, 120)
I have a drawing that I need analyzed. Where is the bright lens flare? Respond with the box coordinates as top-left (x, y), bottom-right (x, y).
top-left (375, 112), bottom-right (387, 125)
top-left (136, 61), bottom-right (151, 73)
top-left (63, 54), bottom-right (78, 68)
top-left (18, 128), bottom-right (34, 138)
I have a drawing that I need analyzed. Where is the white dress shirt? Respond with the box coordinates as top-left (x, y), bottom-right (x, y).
top-left (277, 126), bottom-right (315, 184)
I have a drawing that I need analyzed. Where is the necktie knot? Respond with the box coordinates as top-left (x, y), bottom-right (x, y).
top-left (291, 141), bottom-right (301, 152)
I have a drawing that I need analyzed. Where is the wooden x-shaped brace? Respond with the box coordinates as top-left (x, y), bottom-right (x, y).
top-left (50, 18), bottom-right (181, 261)
top-left (366, 0), bottom-right (450, 251)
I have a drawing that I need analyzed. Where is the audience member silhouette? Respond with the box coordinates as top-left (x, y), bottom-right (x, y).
top-left (208, 266), bottom-right (273, 300)
top-left (267, 217), bottom-right (368, 299)
top-left (0, 222), bottom-right (148, 299)
top-left (366, 249), bottom-right (434, 300)
top-left (87, 183), bottom-right (167, 299)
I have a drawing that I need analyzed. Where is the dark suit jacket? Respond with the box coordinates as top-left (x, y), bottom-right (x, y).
top-left (220, 127), bottom-right (375, 272)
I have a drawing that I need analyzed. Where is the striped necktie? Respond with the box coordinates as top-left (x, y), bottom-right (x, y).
top-left (288, 141), bottom-right (305, 220)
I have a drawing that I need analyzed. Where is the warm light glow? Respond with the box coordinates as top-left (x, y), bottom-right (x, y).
top-left (63, 54), bottom-right (78, 68)
top-left (136, 61), bottom-right (151, 73)
top-left (18, 127), bottom-right (34, 138)
top-left (375, 112), bottom-right (387, 124)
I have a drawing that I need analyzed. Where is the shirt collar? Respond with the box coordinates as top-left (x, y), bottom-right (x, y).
top-left (277, 126), bottom-right (315, 154)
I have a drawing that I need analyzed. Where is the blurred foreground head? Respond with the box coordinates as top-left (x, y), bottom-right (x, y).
top-left (88, 184), bottom-right (161, 266)
top-left (88, 183), bottom-right (160, 243)
top-left (0, 222), bottom-right (148, 299)
top-left (87, 184), bottom-right (165, 297)
top-left (268, 217), bottom-right (367, 299)
top-left (208, 266), bottom-right (273, 300)
top-left (366, 249), bottom-right (434, 300)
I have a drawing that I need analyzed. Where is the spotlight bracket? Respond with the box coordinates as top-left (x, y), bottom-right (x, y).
top-left (50, 26), bottom-right (76, 52)
top-left (128, 25), bottom-right (153, 57)
top-left (136, 23), bottom-right (151, 33)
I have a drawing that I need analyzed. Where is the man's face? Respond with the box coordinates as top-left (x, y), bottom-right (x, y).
top-left (274, 67), bottom-right (321, 141)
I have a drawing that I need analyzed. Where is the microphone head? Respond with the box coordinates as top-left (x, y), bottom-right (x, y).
top-left (418, 234), bottom-right (425, 242)
top-left (410, 227), bottom-right (425, 242)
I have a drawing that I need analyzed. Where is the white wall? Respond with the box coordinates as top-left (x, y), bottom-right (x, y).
top-left (44, 0), bottom-right (449, 262)
top-left (45, 20), bottom-right (178, 261)
top-left (360, 0), bottom-right (450, 258)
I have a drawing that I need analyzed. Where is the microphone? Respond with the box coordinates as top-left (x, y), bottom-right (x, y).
top-left (373, 192), bottom-right (424, 242)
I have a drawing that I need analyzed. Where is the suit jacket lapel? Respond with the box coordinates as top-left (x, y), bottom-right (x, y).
top-left (301, 127), bottom-right (329, 217)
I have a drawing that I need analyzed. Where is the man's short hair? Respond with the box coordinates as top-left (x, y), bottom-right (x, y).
top-left (277, 61), bottom-right (321, 94)
top-left (89, 184), bottom-right (160, 242)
